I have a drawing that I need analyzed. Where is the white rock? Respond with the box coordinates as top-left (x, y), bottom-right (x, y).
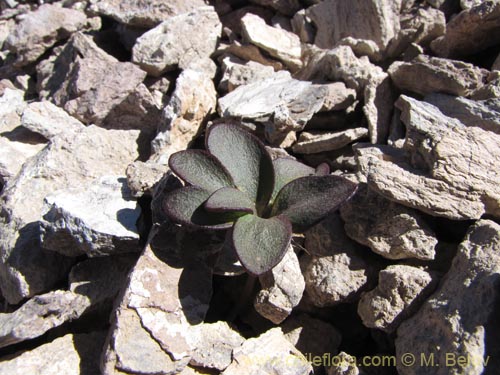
top-left (292, 128), bottom-right (369, 154)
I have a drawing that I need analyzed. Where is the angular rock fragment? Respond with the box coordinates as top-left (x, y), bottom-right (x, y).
top-left (0, 119), bottom-right (140, 304)
top-left (283, 314), bottom-right (342, 362)
top-left (321, 82), bottom-right (356, 111)
top-left (222, 328), bottom-right (312, 375)
top-left (151, 69), bottom-right (217, 163)
top-left (363, 75), bottom-right (394, 144)
top-left (36, 32), bottom-right (160, 132)
top-left (219, 55), bottom-right (275, 93)
top-left (425, 93), bottom-right (500, 134)
top-left (303, 0), bottom-right (401, 53)
top-left (254, 246), bottom-right (305, 324)
top-left (40, 176), bottom-right (141, 257)
top-left (327, 352), bottom-right (360, 375)
top-left (90, 0), bottom-right (208, 28)
top-left (431, 1), bottom-right (500, 58)
top-left (218, 71), bottom-right (327, 142)
top-left (189, 322), bottom-right (245, 371)
top-left (241, 13), bottom-right (302, 71)
top-left (358, 265), bottom-right (437, 333)
top-left (388, 55), bottom-right (488, 97)
top-left (5, 4), bottom-right (88, 67)
top-left (132, 6), bottom-right (222, 77)
top-left (396, 220), bottom-right (500, 374)
top-left (292, 128), bottom-right (368, 154)
top-left (0, 332), bottom-right (106, 375)
top-left (340, 185), bottom-right (437, 260)
top-left (126, 160), bottom-right (168, 198)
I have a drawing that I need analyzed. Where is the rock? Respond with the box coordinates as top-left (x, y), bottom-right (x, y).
top-left (40, 176), bottom-right (141, 257)
top-left (219, 5), bottom-right (274, 39)
top-left (363, 75), bottom-right (394, 144)
top-left (321, 82), bottom-right (357, 111)
top-left (424, 93), bottom-right (500, 134)
top-left (102, 223), bottom-right (215, 375)
top-left (302, 246), bottom-right (371, 307)
top-left (249, 0), bottom-right (301, 16)
top-left (303, 0), bottom-right (401, 52)
top-left (126, 161), bottom-right (168, 198)
top-left (5, 4), bottom-right (88, 67)
top-left (396, 220), bottom-right (500, 374)
top-left (254, 245), bottom-right (305, 324)
top-left (151, 69), bottom-right (217, 164)
top-left (218, 71), bottom-right (327, 142)
top-left (189, 322), bottom-right (245, 371)
top-left (471, 75), bottom-right (500, 99)
top-left (90, 0), bottom-right (208, 28)
top-left (241, 13), bottom-right (302, 71)
top-left (358, 265), bottom-right (437, 333)
top-left (397, 95), bottom-right (500, 218)
top-left (492, 53), bottom-right (500, 70)
top-left (431, 1), bottom-right (500, 58)
top-left (219, 55), bottom-right (275, 93)
top-left (461, 0), bottom-right (487, 9)
top-left (132, 6), bottom-right (221, 77)
top-left (0, 291), bottom-right (89, 349)
top-left (292, 128), bottom-right (369, 154)
top-left (340, 185), bottom-right (437, 260)
top-left (291, 9), bottom-right (315, 44)
top-left (222, 327), bottom-right (313, 375)
top-left (37, 33), bottom-right (161, 132)
top-left (0, 332), bottom-right (106, 375)
top-left (388, 55), bottom-right (488, 97)
top-left (220, 40), bottom-right (284, 70)
top-left (0, 119), bottom-right (140, 304)
top-left (327, 352), bottom-right (360, 375)
top-left (282, 314), bottom-right (342, 362)
top-left (0, 89), bottom-right (45, 187)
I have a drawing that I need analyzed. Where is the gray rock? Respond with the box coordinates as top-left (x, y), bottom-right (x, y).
top-left (291, 9), bottom-right (315, 44)
top-left (303, 0), bottom-right (401, 53)
top-left (249, 0), bottom-right (301, 16)
top-left (363, 74), bottom-right (394, 144)
top-left (189, 322), bottom-right (245, 370)
top-left (222, 327), bottom-right (313, 375)
top-left (126, 160), bottom-right (168, 198)
top-left (40, 176), bottom-right (141, 257)
top-left (321, 82), bottom-right (357, 111)
top-left (431, 1), bottom-right (500, 58)
top-left (327, 352), bottom-right (360, 375)
top-left (340, 185), bottom-right (437, 260)
top-left (0, 119), bottom-right (140, 304)
top-left (132, 6), bottom-right (221, 77)
top-left (151, 69), bottom-right (217, 164)
top-left (0, 332), bottom-right (106, 375)
top-left (37, 32), bottom-right (161, 132)
top-left (241, 13), bottom-right (303, 71)
top-left (283, 314), bottom-right (342, 362)
top-left (424, 93), bottom-right (500, 134)
top-left (471, 75), bottom-right (500, 99)
top-left (218, 71), bottom-right (327, 142)
top-left (219, 55), bottom-right (275, 93)
top-left (461, 0), bottom-right (489, 9)
top-left (102, 224), bottom-right (215, 375)
top-left (388, 55), bottom-right (488, 97)
top-left (5, 4), bottom-right (88, 67)
top-left (302, 249), bottom-right (371, 307)
top-left (254, 246), bottom-right (305, 324)
top-left (396, 220), bottom-right (500, 374)
top-left (219, 40), bottom-right (285, 71)
top-left (90, 0), bottom-right (208, 28)
top-left (358, 265), bottom-right (437, 333)
top-left (292, 128), bottom-right (369, 154)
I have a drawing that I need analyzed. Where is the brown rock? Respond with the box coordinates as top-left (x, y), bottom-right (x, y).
top-left (219, 55), bottom-right (275, 93)
top-left (292, 128), bottom-right (369, 154)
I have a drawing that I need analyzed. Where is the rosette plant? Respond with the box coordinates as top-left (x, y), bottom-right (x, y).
top-left (163, 123), bottom-right (357, 276)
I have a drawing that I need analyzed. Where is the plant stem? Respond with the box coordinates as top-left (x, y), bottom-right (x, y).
top-left (227, 273), bottom-right (257, 322)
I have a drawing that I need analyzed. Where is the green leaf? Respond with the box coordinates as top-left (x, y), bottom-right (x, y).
top-left (271, 175), bottom-right (358, 232)
top-left (206, 124), bottom-right (274, 213)
top-left (232, 214), bottom-right (292, 276)
top-left (163, 186), bottom-right (238, 230)
top-left (271, 158), bottom-right (315, 203)
top-left (205, 187), bottom-right (256, 214)
top-left (169, 150), bottom-right (235, 193)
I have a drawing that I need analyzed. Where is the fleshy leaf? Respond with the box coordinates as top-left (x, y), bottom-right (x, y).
top-left (163, 186), bottom-right (238, 230)
top-left (206, 123), bottom-right (274, 213)
top-left (169, 150), bottom-right (235, 193)
top-left (205, 187), bottom-right (255, 214)
top-left (271, 175), bottom-right (358, 231)
top-left (232, 214), bottom-right (292, 276)
top-left (271, 158), bottom-right (315, 203)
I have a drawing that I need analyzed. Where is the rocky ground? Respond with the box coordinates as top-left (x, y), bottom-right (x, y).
top-left (0, 0), bottom-right (499, 374)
